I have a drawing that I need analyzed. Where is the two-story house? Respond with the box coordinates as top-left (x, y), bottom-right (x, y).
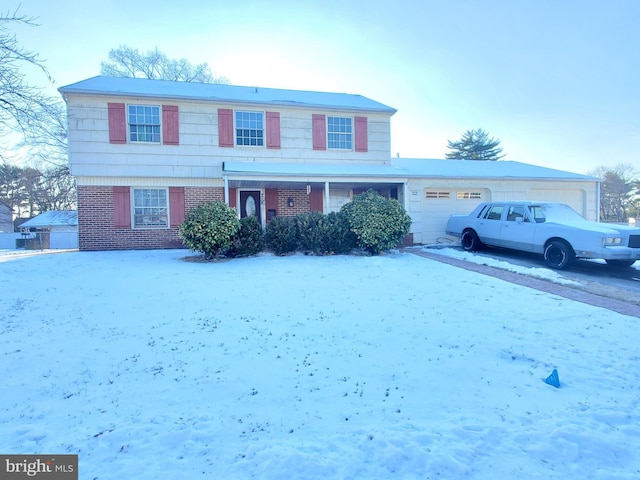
top-left (60, 76), bottom-right (599, 251)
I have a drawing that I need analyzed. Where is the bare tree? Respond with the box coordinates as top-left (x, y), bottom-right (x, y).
top-left (0, 7), bottom-right (60, 152)
top-left (101, 45), bottom-right (229, 84)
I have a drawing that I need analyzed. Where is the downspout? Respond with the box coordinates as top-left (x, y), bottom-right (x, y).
top-left (223, 175), bottom-right (229, 206)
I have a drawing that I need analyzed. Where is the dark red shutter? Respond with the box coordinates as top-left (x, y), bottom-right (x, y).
top-left (309, 189), bottom-right (323, 212)
top-left (162, 105), bottom-right (179, 145)
top-left (218, 108), bottom-right (234, 147)
top-left (108, 103), bottom-right (126, 144)
top-left (354, 116), bottom-right (368, 152)
top-left (169, 187), bottom-right (185, 226)
top-left (312, 114), bottom-right (326, 151)
top-left (113, 186), bottom-right (131, 228)
top-left (266, 112), bottom-right (281, 149)
top-left (228, 188), bottom-right (237, 209)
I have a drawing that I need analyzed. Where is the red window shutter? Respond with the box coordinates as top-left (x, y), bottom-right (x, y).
top-left (309, 189), bottom-right (323, 212)
top-left (162, 105), bottom-right (179, 145)
top-left (169, 187), bottom-right (185, 226)
top-left (266, 112), bottom-right (281, 149)
top-left (112, 186), bottom-right (131, 228)
top-left (312, 114), bottom-right (326, 150)
top-left (108, 103), bottom-right (126, 144)
top-left (218, 108), bottom-right (234, 147)
top-left (354, 116), bottom-right (368, 152)
top-left (228, 188), bottom-right (237, 209)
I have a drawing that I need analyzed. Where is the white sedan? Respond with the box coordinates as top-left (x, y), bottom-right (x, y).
top-left (445, 201), bottom-right (640, 269)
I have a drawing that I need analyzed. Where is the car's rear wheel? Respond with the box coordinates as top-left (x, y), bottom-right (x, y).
top-left (544, 240), bottom-right (574, 269)
top-left (605, 259), bottom-right (636, 268)
top-left (460, 229), bottom-right (482, 252)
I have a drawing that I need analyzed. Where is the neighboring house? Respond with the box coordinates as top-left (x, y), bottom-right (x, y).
top-left (0, 204), bottom-right (12, 232)
top-left (18, 211), bottom-right (78, 250)
top-left (19, 210), bottom-right (78, 232)
top-left (59, 76), bottom-right (599, 250)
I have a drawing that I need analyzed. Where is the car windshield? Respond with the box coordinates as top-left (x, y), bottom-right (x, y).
top-left (529, 203), bottom-right (585, 223)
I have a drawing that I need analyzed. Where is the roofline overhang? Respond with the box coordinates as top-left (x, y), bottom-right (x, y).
top-left (58, 88), bottom-right (397, 115)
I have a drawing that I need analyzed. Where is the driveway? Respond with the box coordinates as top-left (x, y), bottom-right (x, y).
top-left (406, 248), bottom-right (640, 318)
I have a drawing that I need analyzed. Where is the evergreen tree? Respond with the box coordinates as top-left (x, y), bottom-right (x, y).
top-left (445, 129), bottom-right (505, 161)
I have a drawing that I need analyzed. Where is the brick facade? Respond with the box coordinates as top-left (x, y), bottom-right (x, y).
top-left (77, 186), bottom-right (224, 251)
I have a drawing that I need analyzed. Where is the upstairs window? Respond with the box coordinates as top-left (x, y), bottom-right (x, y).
top-left (327, 116), bottom-right (352, 149)
top-left (235, 111), bottom-right (264, 146)
top-left (133, 188), bottom-right (168, 228)
top-left (128, 105), bottom-right (161, 143)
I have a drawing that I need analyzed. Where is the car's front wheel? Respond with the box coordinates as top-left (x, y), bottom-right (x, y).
top-left (544, 240), bottom-right (574, 269)
top-left (460, 229), bottom-right (482, 252)
top-left (605, 259), bottom-right (636, 268)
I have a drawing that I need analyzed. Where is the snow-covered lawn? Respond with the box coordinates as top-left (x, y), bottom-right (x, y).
top-left (1, 249), bottom-right (638, 479)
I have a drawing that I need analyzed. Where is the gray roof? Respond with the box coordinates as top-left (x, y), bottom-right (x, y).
top-left (393, 159), bottom-right (598, 181)
top-left (224, 159), bottom-right (598, 181)
top-left (59, 76), bottom-right (397, 114)
top-left (20, 211), bottom-right (78, 228)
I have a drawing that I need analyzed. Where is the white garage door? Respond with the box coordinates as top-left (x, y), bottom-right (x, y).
top-left (528, 189), bottom-right (586, 216)
top-left (420, 188), bottom-right (491, 243)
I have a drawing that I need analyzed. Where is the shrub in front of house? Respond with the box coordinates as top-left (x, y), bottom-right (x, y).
top-left (265, 215), bottom-right (299, 255)
top-left (324, 211), bottom-right (358, 254)
top-left (340, 189), bottom-right (412, 255)
top-left (296, 211), bottom-right (328, 255)
top-left (179, 201), bottom-right (240, 259)
top-left (226, 215), bottom-right (265, 257)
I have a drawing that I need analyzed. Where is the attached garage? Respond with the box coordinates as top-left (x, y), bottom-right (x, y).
top-left (395, 159), bottom-right (599, 245)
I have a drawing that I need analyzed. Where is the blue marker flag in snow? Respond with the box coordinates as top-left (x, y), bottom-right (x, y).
top-left (544, 369), bottom-right (560, 388)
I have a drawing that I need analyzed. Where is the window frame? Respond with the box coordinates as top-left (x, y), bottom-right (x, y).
top-left (132, 187), bottom-right (169, 229)
top-left (127, 104), bottom-right (161, 143)
top-left (235, 110), bottom-right (265, 147)
top-left (327, 116), bottom-right (353, 150)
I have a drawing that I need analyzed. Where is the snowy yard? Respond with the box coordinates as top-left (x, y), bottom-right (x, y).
top-left (1, 249), bottom-right (639, 479)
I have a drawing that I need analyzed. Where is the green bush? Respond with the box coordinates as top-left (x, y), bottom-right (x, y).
top-left (179, 201), bottom-right (240, 259)
top-left (340, 190), bottom-right (412, 255)
top-left (324, 211), bottom-right (357, 254)
top-left (227, 215), bottom-right (265, 257)
top-left (265, 216), bottom-right (299, 255)
top-left (296, 211), bottom-right (328, 255)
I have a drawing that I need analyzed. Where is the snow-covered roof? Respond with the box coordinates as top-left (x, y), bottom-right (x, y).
top-left (224, 159), bottom-right (598, 181)
top-left (393, 159), bottom-right (597, 181)
top-left (59, 76), bottom-right (397, 114)
top-left (20, 211), bottom-right (78, 228)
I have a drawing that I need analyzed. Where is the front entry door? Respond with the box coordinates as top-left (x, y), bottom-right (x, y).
top-left (240, 190), bottom-right (261, 225)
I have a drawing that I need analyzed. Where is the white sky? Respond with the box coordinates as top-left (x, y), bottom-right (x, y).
top-left (9, 0), bottom-right (640, 174)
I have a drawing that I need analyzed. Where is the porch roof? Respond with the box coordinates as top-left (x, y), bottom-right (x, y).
top-left (224, 158), bottom-right (598, 183)
top-left (223, 161), bottom-right (406, 178)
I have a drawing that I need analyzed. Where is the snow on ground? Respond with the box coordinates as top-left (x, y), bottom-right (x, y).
top-left (1, 249), bottom-right (639, 479)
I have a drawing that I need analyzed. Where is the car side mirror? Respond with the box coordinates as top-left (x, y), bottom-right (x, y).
top-left (515, 216), bottom-right (523, 223)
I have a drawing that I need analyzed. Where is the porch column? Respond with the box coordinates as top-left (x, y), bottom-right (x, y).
top-left (403, 182), bottom-right (409, 211)
top-left (324, 181), bottom-right (330, 213)
top-left (223, 175), bottom-right (229, 205)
